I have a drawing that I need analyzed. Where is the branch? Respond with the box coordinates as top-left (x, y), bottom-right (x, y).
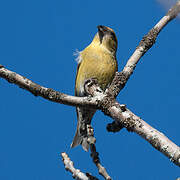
top-left (86, 124), bottom-right (112, 180)
top-left (62, 126), bottom-right (111, 180)
top-left (1, 66), bottom-right (180, 167)
top-left (0, 65), bottom-right (97, 108)
top-left (109, 104), bottom-right (180, 166)
top-left (3, 65), bottom-right (179, 169)
top-left (0, 53), bottom-right (180, 167)
top-left (86, 80), bottom-right (180, 167)
top-left (0, 0), bottom-right (180, 177)
top-left (89, 144), bottom-right (111, 180)
top-left (61, 152), bottom-right (98, 180)
top-left (107, 0), bottom-right (180, 97)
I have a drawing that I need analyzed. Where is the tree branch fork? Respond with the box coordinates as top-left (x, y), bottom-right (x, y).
top-left (0, 65), bottom-right (180, 168)
top-left (1, 1), bottom-right (180, 179)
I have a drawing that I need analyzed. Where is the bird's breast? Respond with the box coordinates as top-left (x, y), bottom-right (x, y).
top-left (75, 46), bottom-right (117, 96)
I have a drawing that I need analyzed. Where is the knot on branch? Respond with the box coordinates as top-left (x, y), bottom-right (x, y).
top-left (36, 88), bottom-right (64, 101)
top-left (43, 88), bottom-right (64, 101)
top-left (106, 121), bottom-right (124, 133)
top-left (107, 71), bottom-right (129, 97)
top-left (138, 28), bottom-right (158, 54)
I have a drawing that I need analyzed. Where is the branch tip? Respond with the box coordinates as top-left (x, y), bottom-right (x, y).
top-left (167, 0), bottom-right (180, 19)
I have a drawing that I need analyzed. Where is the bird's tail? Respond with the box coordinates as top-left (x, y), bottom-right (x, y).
top-left (71, 107), bottom-right (96, 151)
top-left (71, 120), bottom-right (89, 151)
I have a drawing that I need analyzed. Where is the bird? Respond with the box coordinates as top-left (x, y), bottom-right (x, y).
top-left (71, 25), bottom-right (118, 151)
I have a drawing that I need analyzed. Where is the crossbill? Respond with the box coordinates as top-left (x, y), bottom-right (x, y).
top-left (71, 25), bottom-right (118, 151)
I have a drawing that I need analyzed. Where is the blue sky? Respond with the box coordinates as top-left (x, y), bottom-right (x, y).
top-left (0, 0), bottom-right (180, 179)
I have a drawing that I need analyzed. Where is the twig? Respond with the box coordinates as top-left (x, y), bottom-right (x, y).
top-left (85, 123), bottom-right (112, 180)
top-left (61, 152), bottom-right (98, 180)
top-left (90, 144), bottom-right (112, 180)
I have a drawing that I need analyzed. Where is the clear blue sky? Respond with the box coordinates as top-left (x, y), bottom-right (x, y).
top-left (0, 0), bottom-right (179, 179)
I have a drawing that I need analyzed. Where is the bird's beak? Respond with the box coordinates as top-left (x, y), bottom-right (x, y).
top-left (97, 25), bottom-right (107, 34)
top-left (97, 25), bottom-right (106, 43)
top-left (97, 25), bottom-right (103, 32)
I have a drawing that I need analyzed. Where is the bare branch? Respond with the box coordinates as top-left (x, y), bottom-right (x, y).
top-left (86, 81), bottom-right (180, 167)
top-left (0, 66), bottom-right (97, 108)
top-left (61, 152), bottom-right (95, 180)
top-left (85, 124), bottom-right (112, 180)
top-left (1, 1), bottom-right (180, 177)
top-left (1, 64), bottom-right (180, 167)
top-left (107, 0), bottom-right (180, 97)
top-left (124, 0), bottom-right (180, 76)
top-left (104, 101), bottom-right (180, 166)
top-left (89, 144), bottom-right (111, 180)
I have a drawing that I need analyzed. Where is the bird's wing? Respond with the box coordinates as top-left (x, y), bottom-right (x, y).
top-left (75, 62), bottom-right (81, 96)
top-left (71, 61), bottom-right (96, 151)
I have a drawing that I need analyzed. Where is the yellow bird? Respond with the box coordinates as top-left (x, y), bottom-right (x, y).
top-left (71, 25), bottom-right (118, 151)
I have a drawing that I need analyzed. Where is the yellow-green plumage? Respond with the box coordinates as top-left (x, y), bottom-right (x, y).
top-left (76, 41), bottom-right (117, 93)
top-left (71, 25), bottom-right (118, 151)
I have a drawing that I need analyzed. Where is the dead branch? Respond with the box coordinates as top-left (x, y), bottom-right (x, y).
top-left (86, 80), bottom-right (180, 167)
top-left (86, 124), bottom-right (111, 180)
top-left (0, 0), bottom-right (180, 179)
top-left (61, 152), bottom-right (98, 180)
top-left (107, 0), bottom-right (180, 97)
top-left (1, 65), bottom-right (180, 167)
top-left (0, 65), bottom-right (97, 108)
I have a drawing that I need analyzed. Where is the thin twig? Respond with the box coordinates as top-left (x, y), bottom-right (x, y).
top-left (61, 152), bottom-right (98, 180)
top-left (85, 123), bottom-right (112, 180)
top-left (90, 144), bottom-right (112, 180)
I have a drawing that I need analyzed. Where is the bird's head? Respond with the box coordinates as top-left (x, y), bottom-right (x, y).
top-left (92, 25), bottom-right (118, 54)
